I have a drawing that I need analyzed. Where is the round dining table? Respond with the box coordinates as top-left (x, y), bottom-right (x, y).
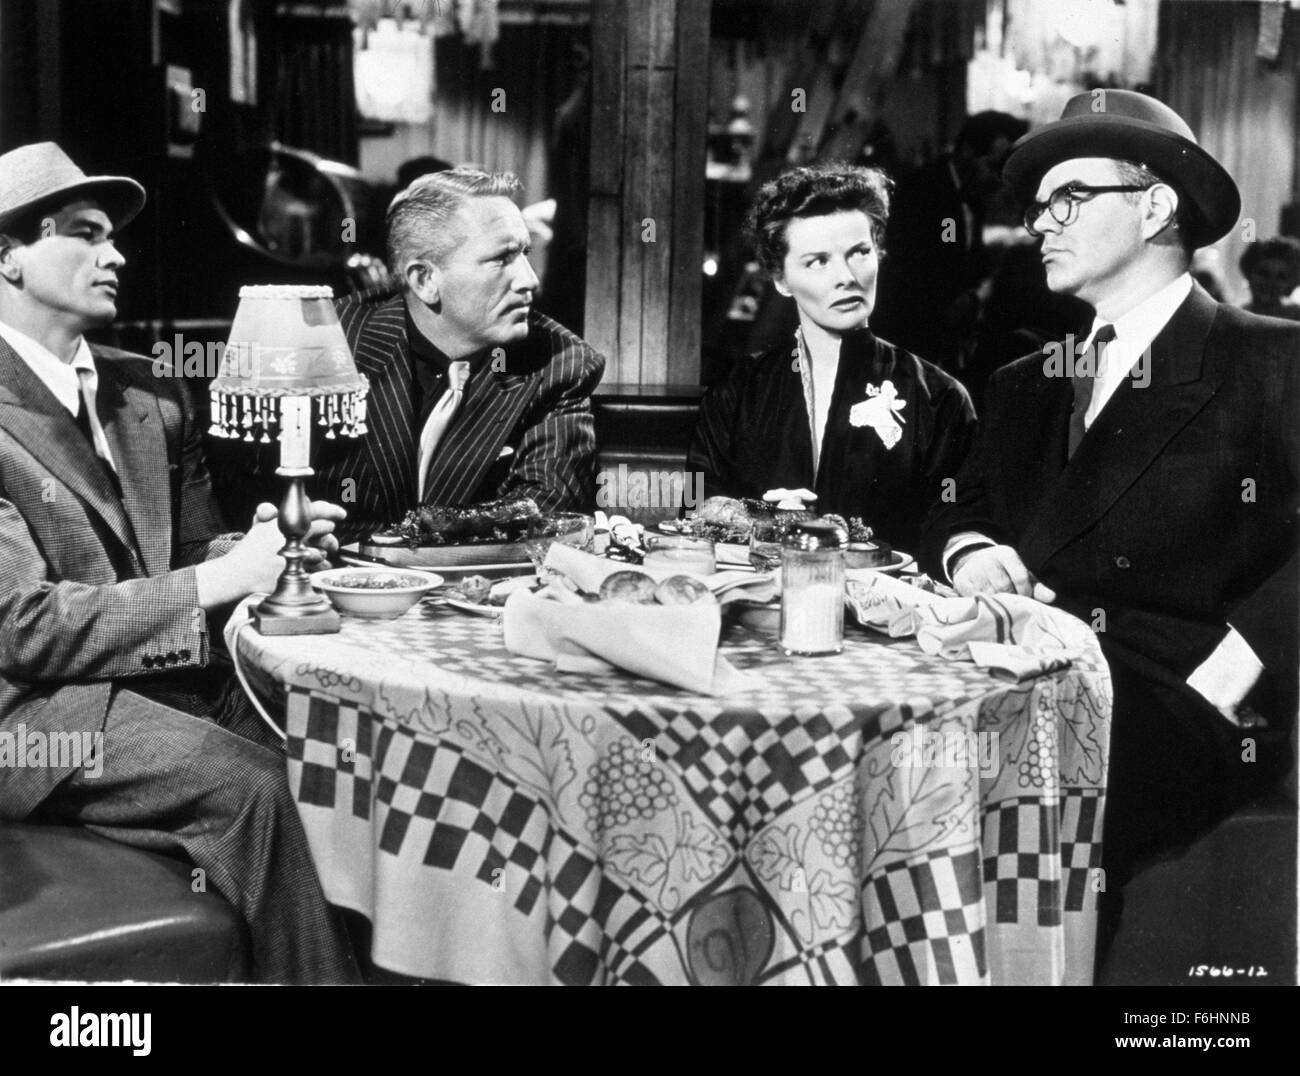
top-left (227, 592), bottom-right (1111, 985)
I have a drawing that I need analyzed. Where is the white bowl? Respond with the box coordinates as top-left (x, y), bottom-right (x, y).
top-left (310, 567), bottom-right (443, 620)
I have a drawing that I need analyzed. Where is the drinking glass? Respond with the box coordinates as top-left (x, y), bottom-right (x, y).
top-left (749, 517), bottom-right (784, 572)
top-left (643, 533), bottom-right (717, 577)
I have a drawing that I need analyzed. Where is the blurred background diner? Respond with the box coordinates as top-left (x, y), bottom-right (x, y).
top-left (0, 0), bottom-right (1297, 987)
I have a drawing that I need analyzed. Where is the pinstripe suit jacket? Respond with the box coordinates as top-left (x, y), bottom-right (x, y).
top-left (0, 336), bottom-right (240, 818)
top-left (305, 289), bottom-right (605, 546)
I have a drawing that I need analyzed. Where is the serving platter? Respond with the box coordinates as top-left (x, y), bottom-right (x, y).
top-left (343, 542), bottom-right (533, 578)
top-left (358, 538), bottom-right (531, 567)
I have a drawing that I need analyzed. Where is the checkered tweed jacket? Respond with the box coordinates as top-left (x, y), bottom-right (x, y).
top-left (0, 336), bottom-right (240, 818)
top-left (308, 289), bottom-right (605, 545)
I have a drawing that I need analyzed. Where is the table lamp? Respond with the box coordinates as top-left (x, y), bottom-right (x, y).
top-left (209, 284), bottom-right (369, 635)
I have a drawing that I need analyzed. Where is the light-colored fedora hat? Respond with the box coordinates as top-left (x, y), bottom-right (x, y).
top-left (0, 142), bottom-right (146, 233)
top-left (1003, 90), bottom-right (1240, 248)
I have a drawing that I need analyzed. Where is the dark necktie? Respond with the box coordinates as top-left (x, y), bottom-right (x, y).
top-left (1068, 323), bottom-right (1116, 459)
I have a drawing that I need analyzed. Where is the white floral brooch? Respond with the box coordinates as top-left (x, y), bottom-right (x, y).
top-left (849, 379), bottom-right (906, 449)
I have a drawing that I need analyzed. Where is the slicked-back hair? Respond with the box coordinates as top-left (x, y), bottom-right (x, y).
top-left (745, 163), bottom-right (892, 277)
top-left (386, 167), bottom-right (523, 281)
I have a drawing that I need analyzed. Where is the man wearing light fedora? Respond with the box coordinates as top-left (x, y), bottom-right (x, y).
top-left (921, 92), bottom-right (1299, 971)
top-left (0, 142), bottom-right (359, 982)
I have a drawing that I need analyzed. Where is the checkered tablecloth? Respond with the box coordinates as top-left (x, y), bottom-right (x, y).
top-left (228, 597), bottom-right (1111, 985)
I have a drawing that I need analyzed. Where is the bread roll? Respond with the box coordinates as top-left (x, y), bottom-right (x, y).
top-left (599, 570), bottom-right (659, 604)
top-left (654, 575), bottom-right (715, 606)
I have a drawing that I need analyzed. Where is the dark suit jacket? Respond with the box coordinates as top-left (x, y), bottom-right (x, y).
top-left (0, 337), bottom-right (239, 818)
top-left (218, 289), bottom-right (605, 547)
top-left (921, 284), bottom-right (1300, 728)
top-left (687, 330), bottom-right (977, 553)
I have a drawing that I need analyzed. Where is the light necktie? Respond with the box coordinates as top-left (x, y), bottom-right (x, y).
top-left (75, 366), bottom-right (117, 474)
top-left (418, 360), bottom-right (470, 500)
top-left (1067, 323), bottom-right (1116, 459)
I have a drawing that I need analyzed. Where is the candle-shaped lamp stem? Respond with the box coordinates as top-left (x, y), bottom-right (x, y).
top-left (279, 395), bottom-right (312, 469)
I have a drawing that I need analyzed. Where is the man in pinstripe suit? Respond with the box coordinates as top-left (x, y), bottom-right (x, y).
top-left (0, 143), bottom-right (359, 983)
top-left (221, 169), bottom-right (605, 546)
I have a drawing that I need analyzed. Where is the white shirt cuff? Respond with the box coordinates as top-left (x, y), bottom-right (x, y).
top-left (941, 532), bottom-right (997, 584)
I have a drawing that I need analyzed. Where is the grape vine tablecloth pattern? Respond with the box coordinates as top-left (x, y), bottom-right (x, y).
top-left (228, 597), bottom-right (1111, 985)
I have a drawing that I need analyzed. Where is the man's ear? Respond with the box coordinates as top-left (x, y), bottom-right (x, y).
top-left (404, 258), bottom-right (441, 307)
top-left (0, 234), bottom-right (22, 285)
top-left (1142, 184), bottom-right (1181, 242)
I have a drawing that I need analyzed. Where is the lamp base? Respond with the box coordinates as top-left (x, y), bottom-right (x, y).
top-left (251, 596), bottom-right (341, 635)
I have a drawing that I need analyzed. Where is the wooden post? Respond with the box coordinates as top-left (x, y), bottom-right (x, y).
top-left (585, 0), bottom-right (709, 390)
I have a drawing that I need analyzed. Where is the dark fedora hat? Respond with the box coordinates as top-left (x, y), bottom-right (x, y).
top-left (1003, 90), bottom-right (1240, 248)
top-left (0, 142), bottom-right (145, 233)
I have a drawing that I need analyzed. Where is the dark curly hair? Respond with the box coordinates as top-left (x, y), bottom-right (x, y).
top-left (744, 163), bottom-right (893, 277)
top-left (1240, 235), bottom-right (1300, 283)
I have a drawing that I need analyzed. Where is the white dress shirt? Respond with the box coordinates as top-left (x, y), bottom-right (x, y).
top-left (1078, 272), bottom-right (1193, 429)
top-left (0, 320), bottom-right (117, 471)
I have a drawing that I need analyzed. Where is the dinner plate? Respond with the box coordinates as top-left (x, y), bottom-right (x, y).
top-left (439, 574), bottom-right (541, 616)
top-left (867, 551), bottom-right (916, 576)
top-left (441, 597), bottom-right (503, 618)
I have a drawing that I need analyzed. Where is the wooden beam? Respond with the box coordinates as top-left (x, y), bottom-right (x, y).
top-left (585, 0), bottom-right (628, 375)
top-left (586, 0), bottom-right (710, 390)
top-left (667, 0), bottom-right (710, 385)
top-left (618, 57), bottom-right (650, 386)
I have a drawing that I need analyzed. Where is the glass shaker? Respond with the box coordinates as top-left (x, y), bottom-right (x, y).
top-left (779, 519), bottom-right (848, 656)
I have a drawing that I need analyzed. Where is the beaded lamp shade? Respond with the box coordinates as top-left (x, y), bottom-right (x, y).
top-left (208, 284), bottom-right (368, 455)
top-left (208, 284), bottom-right (369, 637)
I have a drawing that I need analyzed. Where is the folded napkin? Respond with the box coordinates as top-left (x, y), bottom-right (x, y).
top-left (911, 593), bottom-right (1095, 682)
top-left (544, 544), bottom-right (776, 604)
top-left (845, 568), bottom-right (948, 636)
top-left (502, 589), bottom-right (752, 695)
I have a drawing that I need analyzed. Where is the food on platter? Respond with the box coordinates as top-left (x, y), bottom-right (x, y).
top-left (447, 574), bottom-right (494, 605)
top-left (668, 496), bottom-right (879, 554)
top-left (445, 574), bottom-right (541, 608)
top-left (369, 496), bottom-right (541, 547)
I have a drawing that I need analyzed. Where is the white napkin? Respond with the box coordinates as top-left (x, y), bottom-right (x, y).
top-left (911, 593), bottom-right (1094, 682)
top-left (502, 589), bottom-right (753, 695)
top-left (845, 568), bottom-right (947, 636)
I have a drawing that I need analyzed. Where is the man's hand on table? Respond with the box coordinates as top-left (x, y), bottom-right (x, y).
top-left (194, 500), bottom-right (347, 609)
top-left (951, 544), bottom-right (1057, 604)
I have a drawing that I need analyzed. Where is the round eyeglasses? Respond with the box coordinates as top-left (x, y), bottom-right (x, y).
top-left (1023, 183), bottom-right (1151, 237)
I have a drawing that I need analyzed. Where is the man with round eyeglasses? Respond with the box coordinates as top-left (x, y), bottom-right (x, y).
top-left (920, 91), bottom-right (1299, 977)
top-left (1022, 181), bottom-right (1153, 238)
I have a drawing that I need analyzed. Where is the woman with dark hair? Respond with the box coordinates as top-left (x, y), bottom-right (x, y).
top-left (686, 163), bottom-right (978, 555)
top-left (1240, 236), bottom-right (1300, 321)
